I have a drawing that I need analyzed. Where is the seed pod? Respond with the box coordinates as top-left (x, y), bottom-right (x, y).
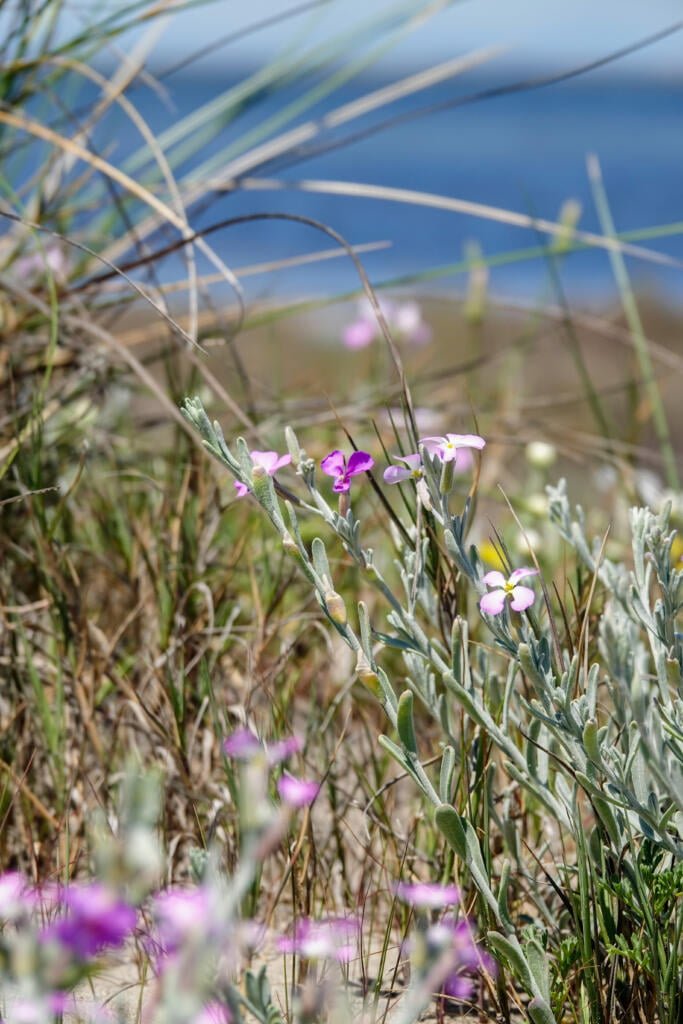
top-left (324, 589), bottom-right (347, 626)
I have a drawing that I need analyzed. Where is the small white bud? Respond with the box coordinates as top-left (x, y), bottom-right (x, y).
top-left (525, 441), bottom-right (557, 469)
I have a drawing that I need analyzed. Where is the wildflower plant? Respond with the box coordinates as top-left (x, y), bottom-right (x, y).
top-left (182, 391), bottom-right (683, 1023)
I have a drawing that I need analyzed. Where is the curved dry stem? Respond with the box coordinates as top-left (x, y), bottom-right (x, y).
top-left (0, 105), bottom-right (244, 333)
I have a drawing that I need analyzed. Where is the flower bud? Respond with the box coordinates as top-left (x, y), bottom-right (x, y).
top-left (525, 441), bottom-right (557, 469)
top-left (439, 458), bottom-right (455, 496)
top-left (525, 492), bottom-right (548, 517)
top-left (324, 589), bottom-right (347, 626)
top-left (282, 530), bottom-right (298, 554)
top-left (285, 425), bottom-right (302, 465)
top-left (355, 650), bottom-right (382, 696)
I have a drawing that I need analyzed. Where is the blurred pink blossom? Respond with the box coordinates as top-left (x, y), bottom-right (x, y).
top-left (395, 881), bottom-right (461, 908)
top-left (342, 297), bottom-right (431, 349)
top-left (277, 916), bottom-right (358, 962)
top-left (277, 774), bottom-right (319, 808)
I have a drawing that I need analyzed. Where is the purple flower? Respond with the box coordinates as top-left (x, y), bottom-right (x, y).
top-left (420, 433), bottom-right (485, 463)
top-left (278, 917), bottom-right (358, 962)
top-left (441, 972), bottom-right (475, 1001)
top-left (342, 298), bottom-right (431, 349)
top-left (426, 918), bottom-right (496, 1004)
top-left (223, 729), bottom-right (302, 765)
top-left (395, 881), bottom-right (461, 909)
top-left (277, 773), bottom-right (319, 808)
top-left (235, 450), bottom-right (291, 497)
top-left (42, 883), bottom-right (136, 959)
top-left (222, 727), bottom-right (262, 759)
top-left (480, 568), bottom-right (539, 615)
top-left (321, 450), bottom-right (374, 493)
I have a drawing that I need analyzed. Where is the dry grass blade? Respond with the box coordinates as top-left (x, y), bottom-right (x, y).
top-left (39, 55), bottom-right (200, 342)
top-left (0, 105), bottom-right (245, 329)
top-left (234, 176), bottom-right (683, 269)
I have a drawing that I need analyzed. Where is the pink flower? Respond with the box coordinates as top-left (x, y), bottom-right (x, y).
top-left (342, 318), bottom-right (376, 350)
top-left (277, 774), bottom-right (319, 808)
top-left (420, 433), bottom-right (485, 463)
top-left (4, 994), bottom-right (72, 1023)
top-left (222, 728), bottom-right (261, 759)
top-left (14, 245), bottom-right (67, 283)
top-left (321, 450), bottom-right (374, 493)
top-left (41, 883), bottom-right (136, 959)
top-left (342, 298), bottom-right (431, 349)
top-left (426, 918), bottom-right (497, 1004)
top-left (479, 568), bottom-right (539, 615)
top-left (383, 453), bottom-right (423, 486)
top-left (192, 1003), bottom-right (232, 1024)
top-left (395, 881), bottom-right (461, 908)
top-left (152, 887), bottom-right (212, 955)
top-left (277, 917), bottom-right (358, 962)
top-left (235, 450), bottom-right (291, 497)
top-left (222, 729), bottom-right (302, 765)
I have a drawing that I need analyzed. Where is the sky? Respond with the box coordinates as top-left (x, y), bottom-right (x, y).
top-left (128, 0), bottom-right (683, 77)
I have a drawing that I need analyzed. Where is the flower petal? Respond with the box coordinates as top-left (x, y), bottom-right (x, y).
top-left (321, 450), bottom-right (346, 477)
top-left (508, 567), bottom-right (539, 584)
top-left (482, 571), bottom-right (506, 588)
top-left (445, 433), bottom-right (486, 450)
top-left (342, 319), bottom-right (375, 349)
top-left (250, 450), bottom-right (279, 473)
top-left (383, 465), bottom-right (412, 485)
top-left (393, 301), bottom-right (421, 332)
top-left (234, 481), bottom-right (249, 497)
top-left (419, 436), bottom-right (445, 455)
top-left (453, 448), bottom-right (474, 474)
top-left (223, 728), bottom-right (261, 759)
top-left (278, 774), bottom-right (320, 808)
top-left (272, 453), bottom-right (292, 473)
top-left (480, 589), bottom-right (506, 616)
top-left (395, 881), bottom-right (461, 908)
top-left (346, 450), bottom-right (374, 476)
top-left (395, 452), bottom-right (422, 470)
top-left (332, 475), bottom-right (351, 493)
top-left (510, 585), bottom-right (536, 611)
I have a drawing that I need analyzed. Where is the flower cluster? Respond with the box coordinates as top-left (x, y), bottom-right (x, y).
top-left (342, 297), bottom-right (431, 349)
top-left (0, 874), bottom-right (138, 1022)
top-left (222, 727), bottom-right (318, 808)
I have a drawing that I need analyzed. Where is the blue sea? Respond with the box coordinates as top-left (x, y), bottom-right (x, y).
top-left (33, 65), bottom-right (683, 303)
